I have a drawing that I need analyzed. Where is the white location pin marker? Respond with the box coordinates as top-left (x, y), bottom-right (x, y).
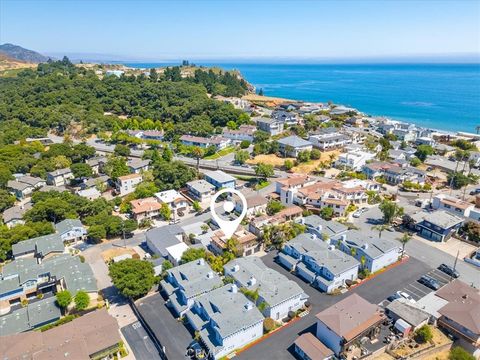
top-left (210, 188), bottom-right (247, 239)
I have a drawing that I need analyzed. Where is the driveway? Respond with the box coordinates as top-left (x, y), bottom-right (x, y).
top-left (121, 322), bottom-right (162, 360)
top-left (135, 293), bottom-right (192, 360)
top-left (237, 252), bottom-right (432, 360)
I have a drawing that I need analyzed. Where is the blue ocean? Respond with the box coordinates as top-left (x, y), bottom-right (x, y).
top-left (125, 62), bottom-right (480, 133)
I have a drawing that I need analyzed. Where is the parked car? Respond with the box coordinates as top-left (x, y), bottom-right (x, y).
top-left (470, 188), bottom-right (480, 195)
top-left (438, 264), bottom-right (460, 278)
top-left (396, 291), bottom-right (416, 304)
top-left (353, 211), bottom-right (362, 218)
top-left (418, 275), bottom-right (441, 290)
top-left (387, 293), bottom-right (401, 302)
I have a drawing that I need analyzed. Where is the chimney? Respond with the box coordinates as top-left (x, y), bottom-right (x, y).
top-left (231, 284), bottom-right (238, 293)
top-left (341, 234), bottom-right (347, 241)
top-left (232, 264), bottom-right (240, 272)
top-left (310, 234), bottom-right (317, 240)
top-left (248, 276), bottom-right (257, 286)
top-left (244, 301), bottom-right (253, 311)
top-left (206, 271), bottom-right (214, 279)
top-left (362, 243), bottom-right (369, 250)
top-left (317, 224), bottom-right (323, 232)
top-left (198, 258), bottom-right (205, 266)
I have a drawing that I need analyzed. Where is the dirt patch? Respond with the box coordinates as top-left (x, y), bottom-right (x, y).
top-left (391, 328), bottom-right (451, 358)
top-left (101, 248), bottom-right (137, 263)
top-left (247, 154), bottom-right (294, 168)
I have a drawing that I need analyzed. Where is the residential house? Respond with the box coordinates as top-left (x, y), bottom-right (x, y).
top-left (54, 219), bottom-right (87, 244)
top-left (186, 179), bottom-right (216, 202)
top-left (130, 197), bottom-right (161, 222)
top-left (435, 280), bottom-right (480, 346)
top-left (7, 180), bottom-right (34, 199)
top-left (161, 258), bottom-right (223, 316)
top-left (363, 161), bottom-right (394, 180)
top-left (142, 129), bottom-right (164, 141)
top-left (16, 175), bottom-right (46, 189)
top-left (203, 170), bottom-right (236, 189)
top-left (335, 149), bottom-right (375, 170)
top-left (155, 189), bottom-right (189, 213)
top-left (410, 210), bottom-right (464, 242)
top-left (298, 215), bottom-right (348, 240)
top-left (385, 298), bottom-right (430, 331)
top-left (275, 174), bottom-right (317, 205)
top-left (146, 225), bottom-right (189, 265)
top-left (279, 234), bottom-right (359, 293)
top-left (80, 174), bottom-right (110, 190)
top-left (235, 194), bottom-right (268, 217)
top-left (2, 203), bottom-right (32, 228)
top-left (309, 129), bottom-right (351, 151)
top-left (127, 158), bottom-right (150, 174)
top-left (249, 206), bottom-right (303, 236)
top-left (271, 110), bottom-right (298, 126)
top-left (256, 118), bottom-right (284, 136)
top-left (224, 257), bottom-right (308, 320)
top-left (77, 187), bottom-right (101, 200)
top-left (0, 254), bottom-right (97, 306)
top-left (46, 168), bottom-right (73, 187)
top-left (330, 106), bottom-right (357, 116)
top-left (115, 173), bottom-right (142, 196)
top-left (210, 227), bottom-right (263, 257)
top-left (222, 125), bottom-right (256, 143)
top-left (180, 135), bottom-right (231, 150)
top-left (416, 136), bottom-right (436, 146)
top-left (278, 136), bottom-right (313, 157)
top-left (86, 156), bottom-right (107, 175)
top-left (294, 333), bottom-right (334, 360)
top-left (0, 309), bottom-right (121, 357)
top-left (392, 129), bottom-right (416, 142)
top-left (185, 284), bottom-right (264, 359)
top-left (315, 293), bottom-right (385, 356)
top-left (11, 233), bottom-right (65, 260)
top-left (432, 194), bottom-right (474, 218)
top-left (332, 230), bottom-right (401, 273)
top-left (384, 166), bottom-right (426, 185)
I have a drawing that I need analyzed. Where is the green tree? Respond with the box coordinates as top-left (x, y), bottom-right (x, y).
top-left (398, 232), bottom-right (412, 258)
top-left (114, 144), bottom-right (131, 157)
top-left (379, 200), bottom-right (404, 224)
top-left (192, 201), bottom-right (202, 213)
top-left (255, 163), bottom-right (274, 180)
top-left (162, 147), bottom-right (173, 162)
top-left (234, 150), bottom-right (250, 165)
top-left (319, 207), bottom-right (334, 220)
top-left (0, 189), bottom-right (15, 212)
top-left (134, 181), bottom-right (158, 198)
top-left (240, 140), bottom-right (251, 149)
top-left (415, 325), bottom-right (433, 343)
top-left (159, 202), bottom-right (172, 220)
top-left (266, 199), bottom-right (285, 215)
top-left (297, 150), bottom-right (311, 163)
top-left (192, 147), bottom-right (204, 170)
top-left (56, 290), bottom-right (72, 309)
top-left (310, 149), bottom-right (321, 160)
top-left (181, 248), bottom-right (206, 263)
top-left (88, 224), bottom-right (106, 243)
top-left (74, 290), bottom-right (90, 311)
top-left (109, 259), bottom-right (155, 298)
top-left (71, 163), bottom-right (93, 179)
top-left (449, 347), bottom-right (475, 360)
top-left (284, 159), bottom-right (294, 171)
top-left (253, 130), bottom-right (270, 143)
top-left (104, 157), bottom-right (129, 180)
top-left (415, 145), bottom-right (435, 162)
top-left (0, 168), bottom-right (13, 188)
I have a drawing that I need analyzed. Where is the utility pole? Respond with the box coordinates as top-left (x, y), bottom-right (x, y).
top-left (451, 249), bottom-right (459, 282)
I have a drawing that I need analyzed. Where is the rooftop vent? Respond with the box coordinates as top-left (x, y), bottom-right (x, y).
top-left (244, 301), bottom-right (253, 311)
top-left (341, 234), bottom-right (347, 241)
top-left (248, 276), bottom-right (257, 286)
top-left (362, 243), bottom-right (369, 250)
top-left (317, 225), bottom-right (323, 231)
top-left (198, 258), bottom-right (205, 266)
top-left (206, 271), bottom-right (214, 279)
top-left (232, 264), bottom-right (240, 272)
top-left (231, 284), bottom-right (238, 293)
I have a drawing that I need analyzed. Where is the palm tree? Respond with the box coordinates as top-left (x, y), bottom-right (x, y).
top-left (350, 247), bottom-right (357, 257)
top-left (373, 224), bottom-right (389, 239)
top-left (360, 255), bottom-right (367, 269)
top-left (398, 232), bottom-right (412, 259)
top-left (192, 146), bottom-right (204, 171)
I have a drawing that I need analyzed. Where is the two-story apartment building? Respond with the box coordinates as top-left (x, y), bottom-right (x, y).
top-left (275, 175), bottom-right (317, 206)
top-left (54, 219), bottom-right (87, 244)
top-left (115, 173), bottom-right (142, 196)
top-left (256, 118), bottom-right (284, 136)
top-left (332, 230), bottom-right (401, 273)
top-left (155, 189), bottom-right (189, 213)
top-left (309, 129), bottom-right (351, 151)
top-left (222, 125), bottom-right (256, 143)
top-left (46, 168), bottom-right (74, 187)
top-left (127, 158), bottom-right (150, 174)
top-left (411, 210), bottom-right (464, 242)
top-left (278, 136), bottom-right (313, 157)
top-left (298, 215), bottom-right (348, 240)
top-left (130, 197), bottom-right (161, 222)
top-left (186, 179), bottom-right (216, 202)
top-left (335, 149), bottom-right (376, 170)
top-left (432, 194), bottom-right (474, 218)
top-left (185, 284), bottom-right (264, 359)
top-left (271, 110), bottom-right (298, 126)
top-left (279, 234), bottom-right (359, 293)
top-left (203, 170), bottom-right (236, 189)
top-left (224, 257), bottom-right (308, 320)
top-left (161, 258), bottom-right (223, 316)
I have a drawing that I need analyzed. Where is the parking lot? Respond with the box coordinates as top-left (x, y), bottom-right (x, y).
top-left (399, 268), bottom-right (452, 301)
top-left (121, 322), bottom-right (162, 360)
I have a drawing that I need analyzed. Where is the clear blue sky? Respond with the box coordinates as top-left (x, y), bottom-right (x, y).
top-left (1, 0), bottom-right (479, 60)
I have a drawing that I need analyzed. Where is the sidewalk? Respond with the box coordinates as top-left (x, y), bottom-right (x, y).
top-left (413, 235), bottom-right (477, 259)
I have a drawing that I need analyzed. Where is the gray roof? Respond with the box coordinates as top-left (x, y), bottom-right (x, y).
top-left (417, 210), bottom-right (464, 229)
top-left (127, 158), bottom-right (150, 170)
top-left (287, 235), bottom-right (359, 276)
top-left (278, 135), bottom-right (312, 148)
top-left (146, 225), bottom-right (183, 257)
top-left (386, 298), bottom-right (430, 327)
top-left (54, 218), bottom-right (84, 235)
top-left (301, 215), bottom-right (348, 238)
top-left (7, 180), bottom-right (32, 191)
top-left (83, 174), bottom-right (110, 188)
top-left (336, 230), bottom-right (400, 259)
top-left (166, 259), bottom-right (223, 299)
top-left (86, 156), bottom-right (107, 166)
top-left (0, 297), bottom-right (61, 336)
top-left (192, 284), bottom-right (264, 339)
top-left (1, 258), bottom-right (38, 277)
top-left (11, 233), bottom-right (64, 258)
top-left (203, 170), bottom-right (236, 185)
top-left (17, 175), bottom-right (45, 187)
top-left (187, 179), bottom-right (215, 194)
top-left (224, 257), bottom-right (307, 308)
top-left (47, 168), bottom-right (72, 177)
top-left (2, 203), bottom-right (32, 223)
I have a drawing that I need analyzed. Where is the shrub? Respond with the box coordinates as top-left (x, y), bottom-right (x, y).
top-left (56, 290), bottom-right (72, 308)
top-left (240, 140), bottom-right (251, 149)
top-left (36, 293), bottom-right (44, 299)
top-left (38, 314), bottom-right (78, 332)
top-left (21, 299), bottom-right (28, 307)
top-left (415, 325), bottom-right (433, 343)
top-left (263, 317), bottom-right (275, 332)
top-left (74, 290), bottom-right (90, 311)
top-left (288, 310), bottom-right (296, 319)
top-left (449, 347), bottom-right (475, 360)
top-left (79, 255), bottom-right (85, 263)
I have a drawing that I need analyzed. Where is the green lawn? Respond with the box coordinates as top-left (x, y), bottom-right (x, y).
top-left (204, 146), bottom-right (235, 160)
top-left (254, 180), bottom-right (270, 190)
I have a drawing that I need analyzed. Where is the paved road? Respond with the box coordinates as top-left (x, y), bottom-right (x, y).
top-left (121, 322), bottom-right (162, 360)
top-left (352, 206), bottom-right (480, 288)
top-left (237, 251), bottom-right (432, 360)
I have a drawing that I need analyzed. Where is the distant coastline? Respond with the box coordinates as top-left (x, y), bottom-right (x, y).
top-left (125, 62), bottom-right (480, 134)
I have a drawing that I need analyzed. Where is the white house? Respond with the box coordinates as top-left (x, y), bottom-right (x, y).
top-left (180, 135), bottom-right (231, 150)
top-left (335, 149), bottom-right (376, 170)
top-left (235, 194), bottom-right (268, 217)
top-left (46, 168), bottom-right (73, 187)
top-left (222, 125), bottom-right (256, 143)
top-left (224, 257), bottom-right (308, 320)
top-left (115, 173), bottom-right (142, 196)
top-left (332, 230), bottom-right (401, 273)
top-left (432, 194), bottom-right (474, 218)
top-left (161, 258), bottom-right (223, 316)
top-left (279, 234), bottom-right (359, 293)
top-left (186, 180), bottom-right (215, 202)
top-left (185, 284), bottom-right (264, 359)
top-left (54, 219), bottom-right (87, 244)
top-left (155, 189), bottom-right (189, 213)
top-left (127, 158), bottom-right (150, 174)
top-left (256, 118), bottom-right (284, 136)
top-left (278, 136), bottom-right (313, 157)
top-left (309, 130), bottom-right (351, 151)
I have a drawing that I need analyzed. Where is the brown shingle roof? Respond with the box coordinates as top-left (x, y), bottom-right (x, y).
top-left (130, 197), bottom-right (161, 214)
top-left (294, 333), bottom-right (334, 360)
top-left (315, 293), bottom-right (384, 341)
